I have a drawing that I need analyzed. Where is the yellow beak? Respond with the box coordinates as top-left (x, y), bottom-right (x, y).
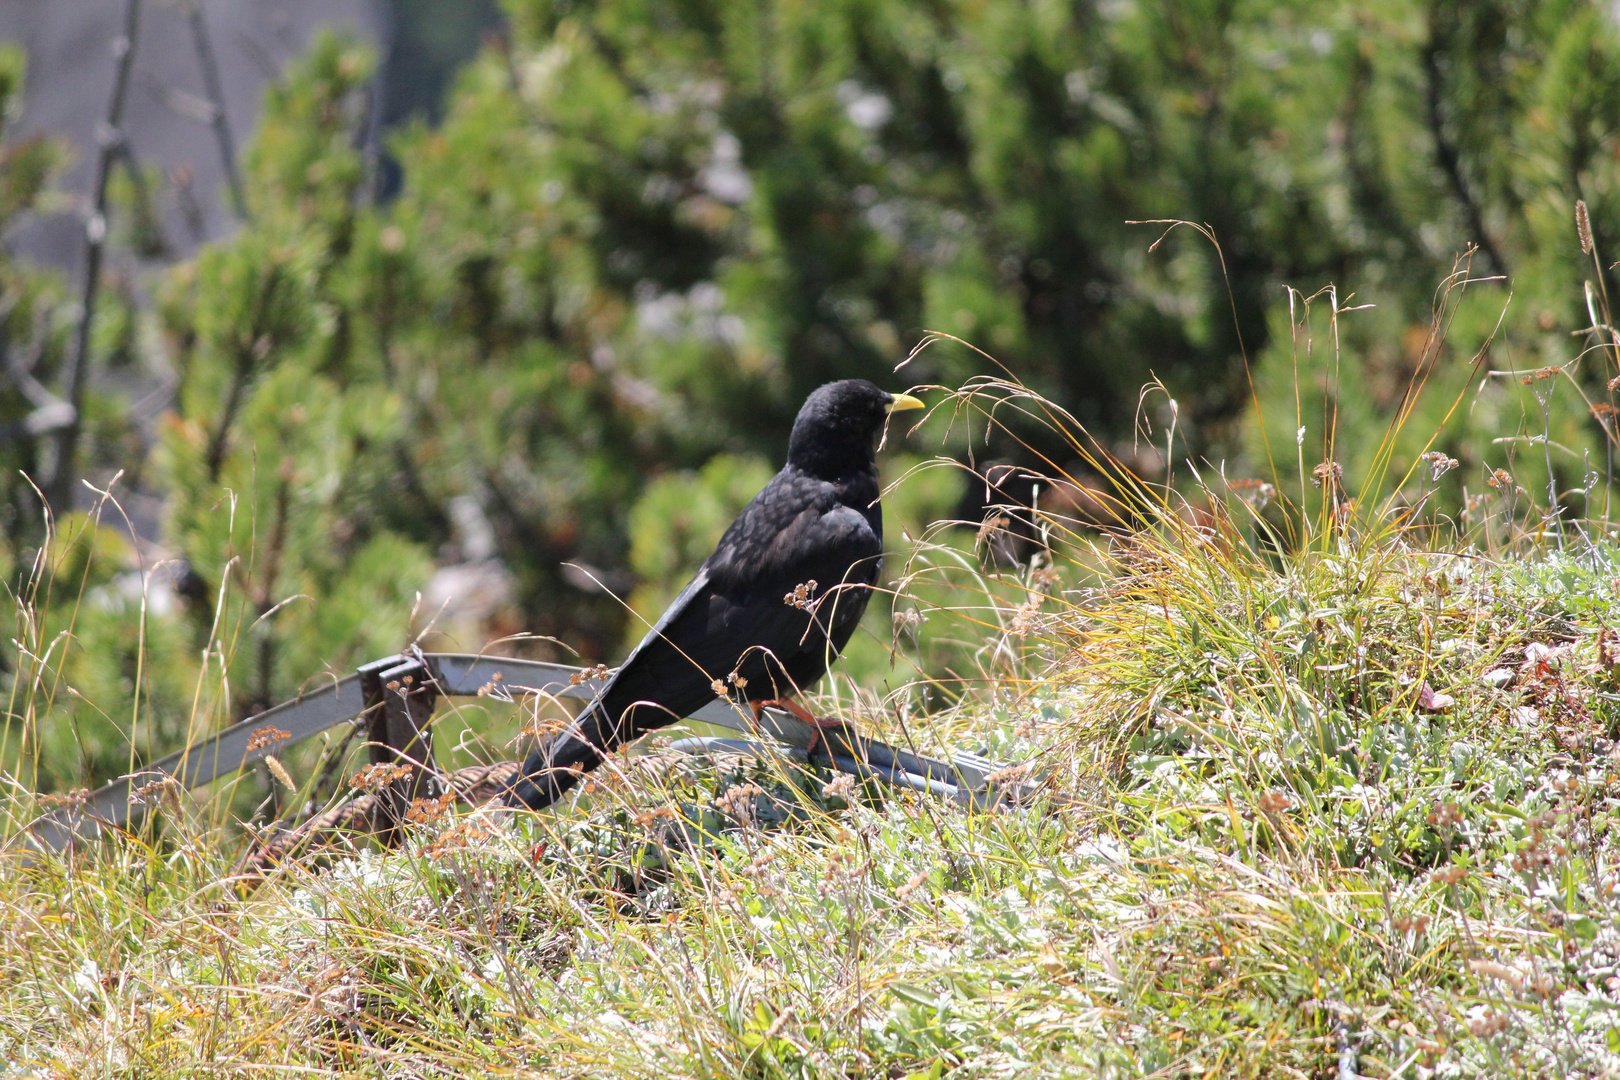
top-left (887, 393), bottom-right (925, 413)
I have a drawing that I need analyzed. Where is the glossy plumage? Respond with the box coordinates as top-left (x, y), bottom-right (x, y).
top-left (507, 379), bottom-right (921, 810)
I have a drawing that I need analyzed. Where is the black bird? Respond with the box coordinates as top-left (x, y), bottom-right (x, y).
top-left (507, 380), bottom-right (924, 811)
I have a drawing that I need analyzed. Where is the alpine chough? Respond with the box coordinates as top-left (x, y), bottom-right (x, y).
top-left (506, 379), bottom-right (924, 811)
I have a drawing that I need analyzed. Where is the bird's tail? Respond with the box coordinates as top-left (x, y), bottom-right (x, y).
top-left (504, 699), bottom-right (621, 811)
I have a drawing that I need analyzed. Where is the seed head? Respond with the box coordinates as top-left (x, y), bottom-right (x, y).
top-left (1311, 460), bottom-right (1343, 488)
top-left (1431, 864), bottom-right (1468, 887)
top-left (1227, 478), bottom-right (1276, 509)
top-left (1425, 801), bottom-right (1463, 829)
top-left (715, 782), bottom-right (765, 822)
top-left (264, 754), bottom-right (297, 792)
top-left (129, 776), bottom-right (180, 806)
top-left (38, 788), bottom-right (90, 810)
top-left (632, 803), bottom-right (680, 828)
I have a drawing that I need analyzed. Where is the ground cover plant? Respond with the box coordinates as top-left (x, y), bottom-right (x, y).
top-left (13, 273), bottom-right (1620, 1076)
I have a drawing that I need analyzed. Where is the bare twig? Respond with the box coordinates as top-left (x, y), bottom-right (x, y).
top-left (0, 304), bottom-right (74, 443)
top-left (47, 0), bottom-right (143, 513)
top-left (183, 0), bottom-right (249, 222)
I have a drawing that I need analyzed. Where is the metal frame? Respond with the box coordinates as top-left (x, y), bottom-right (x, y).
top-left (21, 652), bottom-right (1003, 852)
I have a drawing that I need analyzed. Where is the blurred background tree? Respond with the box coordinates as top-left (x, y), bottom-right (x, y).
top-left (7, 0), bottom-right (1620, 789)
top-left (0, 44), bottom-right (68, 545)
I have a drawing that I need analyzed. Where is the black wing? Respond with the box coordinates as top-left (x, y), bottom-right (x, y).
top-left (507, 470), bottom-right (882, 809)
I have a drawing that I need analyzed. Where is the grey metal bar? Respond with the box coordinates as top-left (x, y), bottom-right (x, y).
top-left (668, 736), bottom-right (984, 807)
top-left (426, 654), bottom-right (994, 791)
top-left (25, 672), bottom-right (364, 850)
top-left (21, 653), bottom-right (1000, 851)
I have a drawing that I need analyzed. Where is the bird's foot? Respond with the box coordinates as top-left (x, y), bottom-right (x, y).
top-left (752, 698), bottom-right (857, 760)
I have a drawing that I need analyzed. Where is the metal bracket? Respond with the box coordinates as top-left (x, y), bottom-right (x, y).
top-left (357, 653), bottom-right (442, 843)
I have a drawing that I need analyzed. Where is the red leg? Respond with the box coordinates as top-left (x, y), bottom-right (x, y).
top-left (754, 698), bottom-right (849, 758)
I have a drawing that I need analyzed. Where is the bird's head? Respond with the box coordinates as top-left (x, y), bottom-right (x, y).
top-left (786, 379), bottom-right (924, 479)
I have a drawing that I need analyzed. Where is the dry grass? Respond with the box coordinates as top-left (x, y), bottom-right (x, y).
top-left (11, 333), bottom-right (1620, 1076)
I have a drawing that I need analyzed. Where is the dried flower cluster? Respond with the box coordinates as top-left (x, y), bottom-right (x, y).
top-left (1010, 592), bottom-right (1045, 638)
top-left (1421, 451), bottom-right (1459, 481)
top-left (817, 848), bottom-right (864, 897)
top-left (729, 846), bottom-right (780, 898)
top-left (350, 763), bottom-right (413, 791)
top-left (418, 819), bottom-right (499, 860)
top-left (521, 714), bottom-right (568, 739)
top-left (568, 664), bottom-right (611, 687)
top-left (632, 803), bottom-right (680, 828)
top-left (244, 725), bottom-right (292, 754)
top-left (1467, 1008), bottom-right (1510, 1038)
top-left (129, 775), bottom-right (181, 806)
top-left (1393, 913), bottom-right (1431, 936)
top-left (405, 791), bottom-right (455, 825)
top-left (985, 762), bottom-right (1033, 786)
top-left (715, 782), bottom-right (765, 823)
top-left (783, 580), bottom-right (820, 609)
top-left (1431, 864), bottom-right (1468, 887)
top-left (1511, 809), bottom-right (1564, 874)
top-left (1255, 789), bottom-right (1295, 818)
top-left (1425, 801), bottom-right (1463, 829)
top-left (1227, 478), bottom-right (1277, 510)
top-left (711, 670), bottom-right (750, 697)
top-left (896, 870), bottom-right (931, 900)
top-left (821, 773), bottom-right (857, 800)
top-left (976, 513), bottom-right (1011, 547)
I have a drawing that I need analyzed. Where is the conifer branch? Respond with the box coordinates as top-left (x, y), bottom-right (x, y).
top-left (47, 0), bottom-right (143, 514)
top-left (1420, 30), bottom-right (1508, 281)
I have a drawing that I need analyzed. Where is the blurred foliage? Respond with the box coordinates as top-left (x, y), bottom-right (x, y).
top-left (626, 452), bottom-right (775, 639)
top-left (8, 2), bottom-right (1620, 791)
top-left (0, 44), bottom-right (68, 542)
top-left (1244, 1), bottom-right (1620, 533)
